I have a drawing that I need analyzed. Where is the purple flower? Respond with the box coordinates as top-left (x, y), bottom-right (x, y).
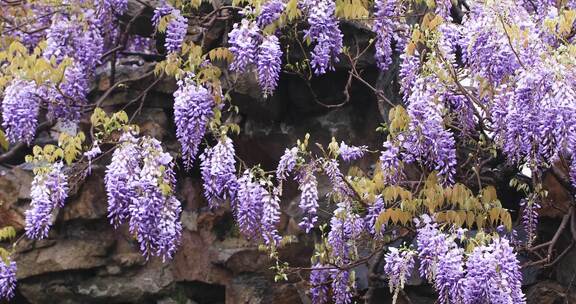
top-left (1, 78), bottom-right (40, 144)
top-left (462, 238), bottom-right (524, 304)
top-left (399, 51), bottom-right (420, 100)
top-left (435, 0), bottom-right (452, 20)
top-left (331, 270), bottom-right (353, 304)
top-left (25, 161), bottom-right (69, 239)
top-left (304, 0), bottom-right (343, 74)
top-left (380, 141), bottom-right (403, 185)
top-left (44, 10), bottom-right (103, 70)
top-left (199, 137), bottom-right (238, 208)
top-left (105, 132), bottom-right (141, 227)
top-left (328, 202), bottom-right (364, 262)
top-left (40, 61), bottom-right (89, 122)
top-left (365, 195), bottom-right (385, 235)
top-left (106, 0), bottom-right (128, 14)
top-left (415, 217), bottom-right (445, 280)
top-left (0, 258), bottom-right (16, 300)
top-left (257, 0), bottom-right (286, 28)
top-left (235, 170), bottom-right (265, 240)
top-left (403, 77), bottom-right (457, 184)
top-left (435, 246), bottom-right (464, 304)
top-left (174, 76), bottom-right (215, 169)
top-left (373, 0), bottom-right (403, 71)
top-left (229, 19), bottom-right (261, 73)
top-left (152, 6), bottom-right (174, 27)
top-left (383, 247), bottom-right (415, 303)
top-left (520, 197), bottom-right (540, 247)
top-left (261, 188), bottom-right (282, 246)
top-left (257, 34), bottom-right (283, 97)
top-left (128, 136), bottom-right (182, 260)
top-left (276, 147), bottom-right (298, 181)
top-left (297, 166), bottom-right (319, 232)
top-left (322, 159), bottom-right (353, 198)
top-left (338, 141), bottom-right (367, 162)
top-left (415, 217), bottom-right (465, 303)
top-left (165, 9), bottom-right (187, 53)
top-left (310, 263), bottom-right (331, 304)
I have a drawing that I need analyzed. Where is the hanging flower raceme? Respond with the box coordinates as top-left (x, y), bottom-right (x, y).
top-left (235, 170), bottom-right (265, 239)
top-left (463, 238), bottom-right (524, 304)
top-left (322, 159), bottom-right (354, 199)
top-left (199, 136), bottom-right (238, 208)
top-left (128, 136), bottom-right (182, 260)
top-left (416, 217), bottom-right (465, 304)
top-left (365, 195), bottom-right (385, 235)
top-left (310, 263), bottom-right (332, 304)
top-left (1, 78), bottom-right (40, 144)
top-left (165, 9), bottom-right (187, 53)
top-left (173, 76), bottom-right (215, 169)
top-left (373, 0), bottom-right (403, 71)
top-left (229, 19), bottom-right (261, 73)
top-left (44, 10), bottom-right (103, 71)
top-left (257, 0), bottom-right (286, 28)
top-left (276, 147), bottom-right (298, 181)
top-left (398, 51), bottom-right (421, 100)
top-left (304, 0), bottom-right (343, 74)
top-left (404, 77), bottom-right (457, 184)
top-left (296, 165), bottom-right (319, 232)
top-left (331, 270), bottom-right (353, 304)
top-left (0, 257), bottom-right (17, 300)
top-left (338, 142), bottom-right (367, 162)
top-left (383, 247), bottom-right (415, 304)
top-left (261, 188), bottom-right (282, 246)
top-left (105, 133), bottom-right (182, 260)
top-left (435, 0), bottom-right (452, 20)
top-left (25, 161), bottom-right (69, 239)
top-left (520, 197), bottom-right (540, 247)
top-left (328, 202), bottom-right (364, 263)
top-left (152, 5), bottom-right (188, 53)
top-left (105, 132), bottom-right (141, 227)
top-left (492, 59), bottom-right (576, 168)
top-left (257, 34), bottom-right (283, 97)
top-left (380, 141), bottom-right (404, 185)
top-left (40, 62), bottom-right (90, 122)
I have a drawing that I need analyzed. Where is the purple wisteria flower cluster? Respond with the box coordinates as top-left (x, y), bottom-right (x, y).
top-left (0, 258), bottom-right (17, 300)
top-left (338, 141), bottom-right (367, 162)
top-left (228, 17), bottom-right (283, 96)
top-left (276, 147), bottom-right (298, 181)
top-left (383, 247), bottom-right (415, 304)
top-left (1, 79), bottom-right (40, 144)
top-left (296, 165), bottom-right (319, 233)
top-left (257, 0), bottom-right (286, 28)
top-left (520, 197), bottom-right (541, 247)
top-left (39, 8), bottom-right (104, 122)
top-left (373, 0), bottom-right (408, 71)
top-left (174, 75), bottom-right (215, 169)
top-left (303, 0), bottom-right (343, 74)
top-left (105, 132), bottom-right (182, 260)
top-left (25, 161), bottom-right (69, 239)
top-left (199, 137), bottom-right (239, 209)
top-left (234, 170), bottom-right (281, 244)
top-left (414, 216), bottom-right (524, 304)
top-left (153, 5), bottom-right (188, 53)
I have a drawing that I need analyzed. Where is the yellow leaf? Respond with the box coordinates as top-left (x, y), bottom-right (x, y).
top-left (488, 208), bottom-right (500, 225)
top-left (0, 130), bottom-right (9, 151)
